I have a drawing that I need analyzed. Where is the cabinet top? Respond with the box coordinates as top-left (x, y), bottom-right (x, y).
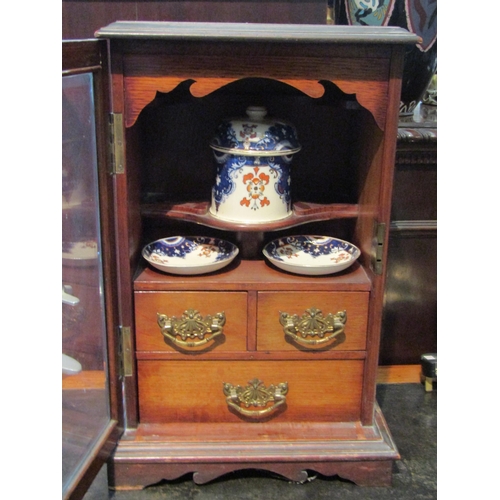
top-left (95, 21), bottom-right (420, 45)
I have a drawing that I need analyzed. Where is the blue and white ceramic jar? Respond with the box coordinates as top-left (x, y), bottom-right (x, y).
top-left (209, 106), bottom-right (301, 223)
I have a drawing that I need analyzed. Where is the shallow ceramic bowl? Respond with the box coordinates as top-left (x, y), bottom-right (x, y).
top-left (142, 236), bottom-right (239, 275)
top-left (263, 235), bottom-right (360, 276)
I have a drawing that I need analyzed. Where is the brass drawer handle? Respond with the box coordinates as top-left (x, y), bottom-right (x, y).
top-left (279, 307), bottom-right (347, 346)
top-left (223, 378), bottom-right (288, 418)
top-left (157, 309), bottom-right (226, 348)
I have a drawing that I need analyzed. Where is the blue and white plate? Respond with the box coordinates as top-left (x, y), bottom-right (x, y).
top-left (142, 236), bottom-right (239, 275)
top-left (263, 235), bottom-right (360, 276)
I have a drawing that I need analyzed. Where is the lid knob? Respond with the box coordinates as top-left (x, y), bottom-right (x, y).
top-left (246, 106), bottom-right (267, 121)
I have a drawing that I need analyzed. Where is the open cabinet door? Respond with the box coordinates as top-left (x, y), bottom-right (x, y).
top-left (62, 39), bottom-right (123, 499)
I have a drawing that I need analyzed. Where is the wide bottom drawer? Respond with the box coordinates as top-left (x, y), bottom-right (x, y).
top-left (138, 360), bottom-right (363, 424)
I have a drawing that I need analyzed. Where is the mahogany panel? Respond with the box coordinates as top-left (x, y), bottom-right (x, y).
top-left (138, 359), bottom-right (363, 423)
top-left (135, 291), bottom-right (248, 352)
top-left (257, 291), bottom-right (368, 351)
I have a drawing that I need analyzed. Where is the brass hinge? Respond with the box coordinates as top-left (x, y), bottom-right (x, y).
top-left (109, 113), bottom-right (124, 174)
top-left (119, 326), bottom-right (133, 377)
top-left (372, 222), bottom-right (386, 275)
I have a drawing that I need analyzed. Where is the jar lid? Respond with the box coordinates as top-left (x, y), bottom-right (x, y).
top-left (210, 106), bottom-right (301, 157)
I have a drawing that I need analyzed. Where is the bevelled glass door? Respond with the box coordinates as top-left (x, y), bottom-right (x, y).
top-left (62, 71), bottom-right (110, 496)
top-left (62, 38), bottom-right (123, 500)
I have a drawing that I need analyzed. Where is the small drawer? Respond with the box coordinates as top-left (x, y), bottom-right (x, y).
top-left (135, 291), bottom-right (248, 352)
top-left (257, 292), bottom-right (369, 351)
top-left (138, 359), bottom-right (363, 424)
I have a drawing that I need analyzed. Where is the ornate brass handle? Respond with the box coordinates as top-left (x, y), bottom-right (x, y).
top-left (279, 307), bottom-right (347, 346)
top-left (223, 378), bottom-right (288, 418)
top-left (157, 309), bottom-right (226, 348)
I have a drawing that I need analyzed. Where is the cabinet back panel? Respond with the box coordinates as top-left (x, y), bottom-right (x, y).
top-left (132, 79), bottom-right (375, 208)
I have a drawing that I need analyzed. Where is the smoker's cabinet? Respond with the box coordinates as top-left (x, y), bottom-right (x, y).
top-left (71, 22), bottom-right (418, 491)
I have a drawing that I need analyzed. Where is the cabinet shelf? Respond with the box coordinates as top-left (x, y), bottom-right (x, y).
top-left (141, 201), bottom-right (360, 232)
top-left (134, 259), bottom-right (371, 292)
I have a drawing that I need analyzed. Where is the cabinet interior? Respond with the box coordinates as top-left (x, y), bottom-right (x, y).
top-left (125, 76), bottom-right (383, 271)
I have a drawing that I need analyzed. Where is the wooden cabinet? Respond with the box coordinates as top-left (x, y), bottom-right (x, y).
top-left (63, 22), bottom-right (419, 494)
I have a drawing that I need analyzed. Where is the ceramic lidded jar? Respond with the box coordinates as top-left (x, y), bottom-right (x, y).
top-left (209, 106), bottom-right (301, 223)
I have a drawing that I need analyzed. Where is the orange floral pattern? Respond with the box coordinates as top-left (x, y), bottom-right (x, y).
top-left (240, 167), bottom-right (271, 210)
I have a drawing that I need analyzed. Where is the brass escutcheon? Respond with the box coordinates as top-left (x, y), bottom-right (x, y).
top-left (223, 378), bottom-right (288, 418)
top-left (157, 309), bottom-right (225, 348)
top-left (279, 307), bottom-right (347, 346)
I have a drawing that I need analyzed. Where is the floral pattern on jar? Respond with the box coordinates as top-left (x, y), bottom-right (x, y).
top-left (209, 106), bottom-right (300, 223)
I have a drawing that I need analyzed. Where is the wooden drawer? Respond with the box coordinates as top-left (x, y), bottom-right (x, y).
top-left (135, 292), bottom-right (248, 352)
top-left (138, 359), bottom-right (363, 423)
top-left (257, 292), bottom-right (369, 351)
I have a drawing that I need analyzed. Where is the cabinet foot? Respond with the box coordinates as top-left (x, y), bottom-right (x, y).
top-left (108, 405), bottom-right (398, 490)
top-left (109, 460), bottom-right (394, 490)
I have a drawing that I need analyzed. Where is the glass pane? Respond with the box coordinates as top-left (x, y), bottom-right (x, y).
top-left (62, 72), bottom-right (110, 494)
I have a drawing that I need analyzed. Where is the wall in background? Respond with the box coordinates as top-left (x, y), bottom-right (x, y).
top-left (62, 0), bottom-right (328, 39)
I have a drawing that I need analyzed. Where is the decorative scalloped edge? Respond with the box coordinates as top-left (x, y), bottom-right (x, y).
top-left (124, 78), bottom-right (384, 130)
top-left (124, 78), bottom-right (326, 127)
top-left (110, 460), bottom-right (394, 489)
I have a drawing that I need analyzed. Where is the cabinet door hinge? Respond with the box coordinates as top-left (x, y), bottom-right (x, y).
top-left (109, 113), bottom-right (125, 174)
top-left (372, 222), bottom-right (386, 275)
top-left (119, 326), bottom-right (133, 377)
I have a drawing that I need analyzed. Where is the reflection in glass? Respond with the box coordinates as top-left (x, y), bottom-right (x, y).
top-left (62, 73), bottom-right (109, 494)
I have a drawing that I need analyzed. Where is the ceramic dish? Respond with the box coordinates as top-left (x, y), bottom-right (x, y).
top-left (263, 235), bottom-right (360, 276)
top-left (142, 236), bottom-right (239, 275)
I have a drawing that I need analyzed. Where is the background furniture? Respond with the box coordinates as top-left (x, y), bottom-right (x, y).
top-left (381, 106), bottom-right (437, 365)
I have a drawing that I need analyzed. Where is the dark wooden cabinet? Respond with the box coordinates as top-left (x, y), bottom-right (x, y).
top-left (62, 22), bottom-right (419, 494)
top-left (381, 111), bottom-right (437, 365)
